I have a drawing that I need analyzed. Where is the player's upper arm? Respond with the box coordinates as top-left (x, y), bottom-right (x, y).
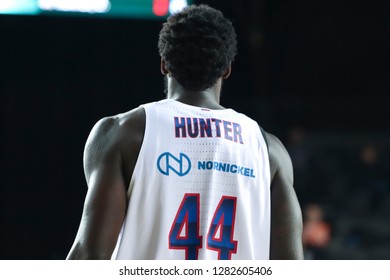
top-left (67, 116), bottom-right (128, 259)
top-left (266, 132), bottom-right (304, 260)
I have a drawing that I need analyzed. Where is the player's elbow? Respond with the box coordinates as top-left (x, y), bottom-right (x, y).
top-left (66, 243), bottom-right (112, 260)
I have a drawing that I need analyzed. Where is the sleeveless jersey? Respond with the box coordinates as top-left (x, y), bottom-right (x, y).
top-left (112, 99), bottom-right (271, 260)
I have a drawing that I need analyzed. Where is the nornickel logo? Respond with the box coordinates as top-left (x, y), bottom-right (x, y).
top-left (157, 152), bottom-right (191, 177)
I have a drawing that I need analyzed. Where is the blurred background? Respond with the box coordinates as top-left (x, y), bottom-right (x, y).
top-left (0, 0), bottom-right (389, 259)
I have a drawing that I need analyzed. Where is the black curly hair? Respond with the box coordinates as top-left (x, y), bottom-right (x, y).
top-left (158, 4), bottom-right (237, 91)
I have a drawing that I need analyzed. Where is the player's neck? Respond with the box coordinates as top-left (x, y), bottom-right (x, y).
top-left (166, 77), bottom-right (225, 110)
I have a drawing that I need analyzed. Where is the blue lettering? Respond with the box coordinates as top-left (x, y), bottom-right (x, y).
top-left (237, 166), bottom-right (244, 175)
top-left (197, 161), bottom-right (256, 178)
top-left (173, 117), bottom-right (244, 144)
top-left (174, 117), bottom-right (186, 138)
top-left (233, 123), bottom-right (243, 144)
top-left (219, 162), bottom-right (227, 172)
top-left (212, 119), bottom-right (222, 137)
top-left (223, 121), bottom-right (233, 141)
top-left (199, 119), bottom-right (212, 138)
top-left (187, 118), bottom-right (199, 138)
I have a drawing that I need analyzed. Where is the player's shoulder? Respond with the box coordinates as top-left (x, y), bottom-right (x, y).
top-left (263, 131), bottom-right (293, 180)
top-left (87, 106), bottom-right (146, 148)
top-left (100, 106), bottom-right (145, 127)
top-left (263, 131), bottom-right (285, 151)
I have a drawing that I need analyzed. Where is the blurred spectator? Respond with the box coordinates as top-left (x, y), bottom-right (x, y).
top-left (287, 131), bottom-right (390, 259)
top-left (348, 144), bottom-right (390, 213)
top-left (302, 203), bottom-right (332, 259)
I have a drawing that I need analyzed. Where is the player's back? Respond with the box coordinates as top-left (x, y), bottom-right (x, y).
top-left (112, 99), bottom-right (271, 260)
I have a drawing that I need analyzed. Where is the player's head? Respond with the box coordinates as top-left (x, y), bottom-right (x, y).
top-left (158, 4), bottom-right (237, 91)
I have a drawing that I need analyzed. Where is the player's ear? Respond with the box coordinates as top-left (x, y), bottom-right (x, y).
top-left (160, 59), bottom-right (169, 76)
top-left (222, 63), bottom-right (232, 79)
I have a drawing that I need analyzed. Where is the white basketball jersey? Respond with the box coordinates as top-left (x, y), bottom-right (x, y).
top-left (112, 99), bottom-right (271, 260)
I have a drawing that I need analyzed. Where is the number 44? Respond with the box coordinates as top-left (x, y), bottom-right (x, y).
top-left (169, 193), bottom-right (238, 260)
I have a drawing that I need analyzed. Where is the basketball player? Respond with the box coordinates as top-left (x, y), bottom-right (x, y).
top-left (67, 4), bottom-right (303, 260)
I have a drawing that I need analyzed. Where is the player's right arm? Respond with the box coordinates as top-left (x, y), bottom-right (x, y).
top-left (66, 116), bottom-right (128, 259)
top-left (266, 132), bottom-right (304, 260)
top-left (66, 106), bottom-right (145, 259)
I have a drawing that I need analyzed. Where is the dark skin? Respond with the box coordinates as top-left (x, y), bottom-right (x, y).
top-left (66, 60), bottom-right (304, 260)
